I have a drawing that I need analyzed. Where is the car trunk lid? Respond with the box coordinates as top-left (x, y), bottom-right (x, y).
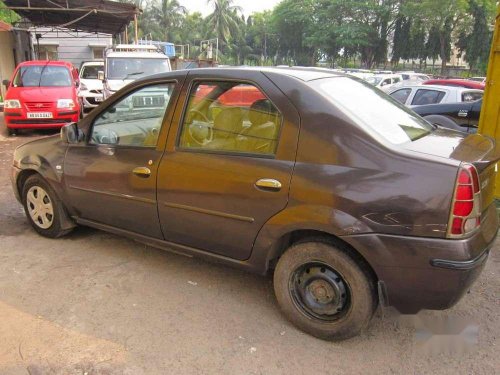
top-left (405, 129), bottom-right (499, 212)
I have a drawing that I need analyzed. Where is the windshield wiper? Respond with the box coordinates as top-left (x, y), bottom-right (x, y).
top-left (123, 72), bottom-right (144, 80)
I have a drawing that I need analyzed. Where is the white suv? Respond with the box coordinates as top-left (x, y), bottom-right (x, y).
top-left (388, 85), bottom-right (483, 107)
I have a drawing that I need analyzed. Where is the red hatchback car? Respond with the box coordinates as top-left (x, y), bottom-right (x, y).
top-left (423, 78), bottom-right (486, 90)
top-left (3, 60), bottom-right (82, 135)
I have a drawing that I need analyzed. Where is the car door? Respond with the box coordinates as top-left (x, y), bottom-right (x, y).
top-left (157, 70), bottom-right (300, 260)
top-left (63, 79), bottom-right (181, 238)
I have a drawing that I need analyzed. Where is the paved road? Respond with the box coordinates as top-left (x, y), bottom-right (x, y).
top-left (0, 115), bottom-right (498, 374)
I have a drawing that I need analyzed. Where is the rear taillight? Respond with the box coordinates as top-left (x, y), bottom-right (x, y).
top-left (448, 163), bottom-right (481, 237)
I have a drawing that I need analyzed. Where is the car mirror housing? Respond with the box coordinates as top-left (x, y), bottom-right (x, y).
top-left (60, 122), bottom-right (83, 144)
top-left (98, 71), bottom-right (104, 81)
top-left (2, 79), bottom-right (10, 87)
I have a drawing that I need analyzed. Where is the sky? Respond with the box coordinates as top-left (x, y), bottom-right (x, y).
top-left (178, 0), bottom-right (281, 17)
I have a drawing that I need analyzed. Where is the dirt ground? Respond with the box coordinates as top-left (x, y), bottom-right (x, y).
top-left (0, 113), bottom-right (498, 374)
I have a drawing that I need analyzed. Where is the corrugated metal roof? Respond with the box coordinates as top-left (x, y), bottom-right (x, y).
top-left (3, 0), bottom-right (139, 35)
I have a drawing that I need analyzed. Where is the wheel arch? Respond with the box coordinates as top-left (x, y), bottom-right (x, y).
top-left (265, 229), bottom-right (379, 285)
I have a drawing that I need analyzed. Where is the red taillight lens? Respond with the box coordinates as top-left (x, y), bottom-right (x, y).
top-left (448, 163), bottom-right (481, 237)
top-left (451, 217), bottom-right (463, 235)
top-left (453, 201), bottom-right (473, 216)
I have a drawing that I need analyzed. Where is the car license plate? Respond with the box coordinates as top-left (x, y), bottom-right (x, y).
top-left (95, 97), bottom-right (103, 102)
top-left (27, 112), bottom-right (53, 119)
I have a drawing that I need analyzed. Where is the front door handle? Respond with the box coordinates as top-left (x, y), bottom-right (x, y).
top-left (255, 178), bottom-right (282, 191)
top-left (132, 166), bottom-right (151, 178)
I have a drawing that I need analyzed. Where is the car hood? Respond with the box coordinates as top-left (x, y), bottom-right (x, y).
top-left (404, 128), bottom-right (500, 173)
top-left (80, 78), bottom-right (103, 91)
top-left (107, 79), bottom-right (133, 92)
top-left (7, 86), bottom-right (75, 102)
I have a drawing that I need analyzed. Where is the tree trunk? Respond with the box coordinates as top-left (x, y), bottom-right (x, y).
top-left (439, 34), bottom-right (447, 76)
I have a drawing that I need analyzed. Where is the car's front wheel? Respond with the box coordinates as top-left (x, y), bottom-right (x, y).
top-left (274, 239), bottom-right (377, 341)
top-left (22, 175), bottom-right (73, 238)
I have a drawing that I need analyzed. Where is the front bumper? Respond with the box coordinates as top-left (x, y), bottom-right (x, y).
top-left (4, 110), bottom-right (78, 129)
top-left (80, 92), bottom-right (103, 109)
top-left (11, 165), bottom-right (22, 203)
top-left (343, 203), bottom-right (498, 314)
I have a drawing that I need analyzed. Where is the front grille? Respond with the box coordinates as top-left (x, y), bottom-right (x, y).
top-left (9, 119), bottom-right (72, 125)
top-left (25, 102), bottom-right (53, 111)
top-left (86, 97), bottom-right (101, 105)
top-left (132, 95), bottom-right (165, 108)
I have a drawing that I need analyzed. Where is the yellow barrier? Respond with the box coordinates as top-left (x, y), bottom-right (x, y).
top-left (478, 5), bottom-right (500, 198)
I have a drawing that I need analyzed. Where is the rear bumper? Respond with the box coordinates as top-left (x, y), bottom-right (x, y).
top-left (343, 203), bottom-right (498, 314)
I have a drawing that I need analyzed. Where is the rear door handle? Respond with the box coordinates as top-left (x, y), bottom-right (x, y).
top-left (132, 166), bottom-right (151, 178)
top-left (255, 178), bottom-right (282, 191)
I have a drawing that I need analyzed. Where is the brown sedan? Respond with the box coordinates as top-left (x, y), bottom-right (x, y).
top-left (11, 68), bottom-right (499, 340)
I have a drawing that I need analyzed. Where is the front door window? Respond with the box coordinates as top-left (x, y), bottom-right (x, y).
top-left (91, 83), bottom-right (175, 147)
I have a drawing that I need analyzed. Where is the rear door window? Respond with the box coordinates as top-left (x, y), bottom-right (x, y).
top-left (411, 89), bottom-right (446, 105)
top-left (178, 81), bottom-right (283, 155)
top-left (390, 88), bottom-right (412, 104)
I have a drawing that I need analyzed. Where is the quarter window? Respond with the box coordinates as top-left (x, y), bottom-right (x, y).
top-left (411, 89), bottom-right (446, 105)
top-left (178, 81), bottom-right (282, 155)
top-left (462, 91), bottom-right (483, 102)
top-left (390, 88), bottom-right (412, 104)
top-left (90, 83), bottom-right (174, 147)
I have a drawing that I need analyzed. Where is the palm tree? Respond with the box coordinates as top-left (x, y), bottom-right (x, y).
top-left (206, 0), bottom-right (243, 44)
top-left (153, 0), bottom-right (187, 42)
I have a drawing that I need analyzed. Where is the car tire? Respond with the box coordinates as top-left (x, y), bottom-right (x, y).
top-left (22, 175), bottom-right (74, 238)
top-left (274, 239), bottom-right (377, 341)
top-left (7, 128), bottom-right (17, 136)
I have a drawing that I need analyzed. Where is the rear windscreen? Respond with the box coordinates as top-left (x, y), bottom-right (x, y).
top-left (313, 77), bottom-right (433, 144)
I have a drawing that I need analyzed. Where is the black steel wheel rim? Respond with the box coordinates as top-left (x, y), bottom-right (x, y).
top-left (289, 261), bottom-right (351, 322)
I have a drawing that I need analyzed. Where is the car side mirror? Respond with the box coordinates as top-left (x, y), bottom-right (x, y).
top-left (75, 80), bottom-right (80, 88)
top-left (60, 122), bottom-right (83, 144)
top-left (98, 71), bottom-right (104, 81)
top-left (2, 79), bottom-right (9, 87)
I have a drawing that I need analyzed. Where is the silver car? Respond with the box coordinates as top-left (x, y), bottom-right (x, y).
top-left (388, 85), bottom-right (483, 107)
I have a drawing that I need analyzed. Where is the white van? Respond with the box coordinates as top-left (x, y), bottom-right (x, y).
top-left (100, 44), bottom-right (172, 99)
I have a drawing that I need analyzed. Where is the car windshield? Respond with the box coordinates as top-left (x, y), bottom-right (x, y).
top-left (80, 65), bottom-right (102, 79)
top-left (107, 58), bottom-right (170, 80)
top-left (13, 65), bottom-right (72, 87)
top-left (365, 76), bottom-right (382, 85)
top-left (314, 77), bottom-right (433, 144)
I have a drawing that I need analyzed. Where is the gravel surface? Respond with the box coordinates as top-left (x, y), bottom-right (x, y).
top-left (0, 114), bottom-right (498, 374)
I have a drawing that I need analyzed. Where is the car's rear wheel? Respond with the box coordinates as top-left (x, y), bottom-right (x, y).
top-left (22, 175), bottom-right (73, 238)
top-left (274, 239), bottom-right (377, 341)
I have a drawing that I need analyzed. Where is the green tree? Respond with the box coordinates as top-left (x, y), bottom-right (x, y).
top-left (404, 0), bottom-right (468, 74)
top-left (206, 0), bottom-right (243, 45)
top-left (272, 0), bottom-right (316, 65)
top-left (152, 0), bottom-right (187, 42)
top-left (456, 0), bottom-right (496, 74)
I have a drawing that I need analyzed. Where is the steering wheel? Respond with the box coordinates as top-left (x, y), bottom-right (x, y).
top-left (188, 121), bottom-right (213, 146)
top-left (189, 109), bottom-right (210, 123)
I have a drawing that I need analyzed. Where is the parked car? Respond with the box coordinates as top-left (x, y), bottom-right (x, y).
top-left (364, 74), bottom-right (403, 90)
top-left (423, 78), bottom-right (486, 90)
top-left (79, 61), bottom-right (104, 112)
top-left (412, 99), bottom-right (483, 133)
top-left (469, 76), bottom-right (486, 83)
top-left (388, 84), bottom-right (483, 106)
top-left (11, 68), bottom-right (498, 341)
top-left (102, 44), bottom-right (172, 99)
top-left (399, 71), bottom-right (431, 81)
top-left (2, 60), bottom-right (82, 135)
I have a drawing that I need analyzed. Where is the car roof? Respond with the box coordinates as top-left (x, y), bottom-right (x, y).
top-left (389, 84), bottom-right (481, 93)
top-left (106, 51), bottom-right (168, 58)
top-left (191, 66), bottom-right (347, 82)
top-left (18, 60), bottom-right (74, 68)
top-left (81, 61), bottom-right (104, 66)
